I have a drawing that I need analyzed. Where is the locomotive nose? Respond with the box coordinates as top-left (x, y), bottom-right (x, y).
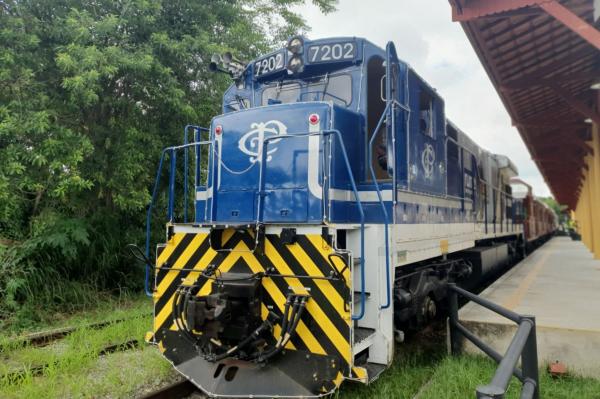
top-left (204, 103), bottom-right (332, 225)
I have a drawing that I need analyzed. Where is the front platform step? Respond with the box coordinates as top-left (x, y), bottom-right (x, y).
top-left (351, 362), bottom-right (387, 384)
top-left (365, 362), bottom-right (386, 383)
top-left (353, 327), bottom-right (376, 355)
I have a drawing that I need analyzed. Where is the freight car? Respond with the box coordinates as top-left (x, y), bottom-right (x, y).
top-left (511, 178), bottom-right (557, 250)
top-left (142, 36), bottom-right (540, 397)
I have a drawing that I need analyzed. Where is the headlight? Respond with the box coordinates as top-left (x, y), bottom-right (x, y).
top-left (287, 55), bottom-right (304, 74)
top-left (287, 36), bottom-right (304, 54)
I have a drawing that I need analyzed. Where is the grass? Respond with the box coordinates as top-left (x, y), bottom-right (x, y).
top-left (0, 295), bottom-right (174, 399)
top-left (0, 345), bottom-right (175, 399)
top-left (0, 291), bottom-right (151, 336)
top-left (2, 299), bottom-right (600, 398)
top-left (338, 331), bottom-right (446, 399)
top-left (419, 355), bottom-right (600, 399)
top-left (337, 330), bottom-right (600, 399)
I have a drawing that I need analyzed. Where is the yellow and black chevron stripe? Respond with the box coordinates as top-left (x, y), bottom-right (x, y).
top-left (152, 228), bottom-right (367, 384)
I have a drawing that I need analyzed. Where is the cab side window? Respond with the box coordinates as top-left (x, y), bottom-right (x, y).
top-left (419, 88), bottom-right (434, 138)
top-left (366, 55), bottom-right (389, 181)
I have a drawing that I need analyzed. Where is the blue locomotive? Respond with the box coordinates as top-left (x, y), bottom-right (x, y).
top-left (145, 36), bottom-right (523, 397)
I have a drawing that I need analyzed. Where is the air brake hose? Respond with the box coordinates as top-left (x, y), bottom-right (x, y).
top-left (172, 286), bottom-right (201, 345)
top-left (280, 297), bottom-right (303, 347)
top-left (281, 297), bottom-right (306, 348)
top-left (276, 296), bottom-right (293, 346)
top-left (245, 295), bottom-right (298, 362)
top-left (181, 286), bottom-right (199, 343)
top-left (259, 297), bottom-right (307, 363)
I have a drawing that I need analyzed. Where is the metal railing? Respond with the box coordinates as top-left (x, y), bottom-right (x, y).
top-left (367, 100), bottom-right (397, 310)
top-left (182, 125), bottom-right (210, 223)
top-left (447, 283), bottom-right (539, 399)
top-left (257, 129), bottom-right (367, 320)
top-left (144, 139), bottom-right (212, 296)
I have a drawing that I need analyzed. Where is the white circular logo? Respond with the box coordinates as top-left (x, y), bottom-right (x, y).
top-left (238, 120), bottom-right (288, 163)
top-left (421, 143), bottom-right (435, 179)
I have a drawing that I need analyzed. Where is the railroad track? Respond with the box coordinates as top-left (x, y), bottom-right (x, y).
top-left (2, 339), bottom-right (141, 383)
top-left (1, 313), bottom-right (150, 351)
top-left (137, 380), bottom-right (200, 399)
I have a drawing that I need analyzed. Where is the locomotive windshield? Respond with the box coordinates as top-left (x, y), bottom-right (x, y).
top-left (261, 73), bottom-right (352, 106)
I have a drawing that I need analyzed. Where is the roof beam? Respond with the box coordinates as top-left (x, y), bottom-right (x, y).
top-left (500, 45), bottom-right (595, 83)
top-left (533, 158), bottom-right (586, 167)
top-left (451, 0), bottom-right (595, 23)
top-left (477, 3), bottom-right (593, 20)
top-left (501, 69), bottom-right (600, 90)
top-left (513, 116), bottom-right (588, 128)
top-left (539, 1), bottom-right (600, 51)
top-left (516, 123), bottom-right (587, 130)
top-left (549, 84), bottom-right (600, 125)
top-left (451, 0), bottom-right (540, 22)
top-left (535, 142), bottom-right (592, 152)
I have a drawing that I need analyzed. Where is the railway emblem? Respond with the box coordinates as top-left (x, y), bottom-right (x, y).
top-left (421, 143), bottom-right (436, 179)
top-left (238, 120), bottom-right (288, 163)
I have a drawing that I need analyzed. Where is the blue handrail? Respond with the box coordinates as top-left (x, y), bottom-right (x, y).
top-left (183, 125), bottom-right (210, 223)
top-left (258, 129), bottom-right (367, 320)
top-left (168, 149), bottom-right (176, 221)
top-left (145, 149), bottom-right (168, 297)
top-left (367, 100), bottom-right (392, 310)
top-left (145, 140), bottom-right (212, 297)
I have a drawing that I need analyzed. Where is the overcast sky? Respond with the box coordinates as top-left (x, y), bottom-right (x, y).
top-left (295, 0), bottom-right (552, 197)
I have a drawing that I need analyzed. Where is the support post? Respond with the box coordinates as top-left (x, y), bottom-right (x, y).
top-left (592, 124), bottom-right (600, 259)
top-left (448, 283), bottom-right (461, 355)
top-left (446, 285), bottom-right (540, 398)
top-left (521, 315), bottom-right (540, 399)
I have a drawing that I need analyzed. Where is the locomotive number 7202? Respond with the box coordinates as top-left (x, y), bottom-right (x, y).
top-left (254, 51), bottom-right (285, 77)
top-left (308, 42), bottom-right (355, 63)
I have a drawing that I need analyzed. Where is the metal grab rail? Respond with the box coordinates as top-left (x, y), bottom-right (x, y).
top-left (367, 100), bottom-right (393, 310)
top-left (145, 140), bottom-right (212, 297)
top-left (183, 125), bottom-right (210, 223)
top-left (366, 98), bottom-right (410, 310)
top-left (257, 129), bottom-right (367, 320)
top-left (447, 284), bottom-right (540, 399)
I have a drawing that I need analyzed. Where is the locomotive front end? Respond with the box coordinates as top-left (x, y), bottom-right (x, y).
top-left (150, 102), bottom-right (363, 397)
top-left (153, 227), bottom-right (353, 397)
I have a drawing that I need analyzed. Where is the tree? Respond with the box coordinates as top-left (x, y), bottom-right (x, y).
top-left (0, 0), bottom-right (335, 326)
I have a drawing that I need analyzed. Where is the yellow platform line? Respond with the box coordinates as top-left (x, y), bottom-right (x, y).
top-left (501, 249), bottom-right (552, 310)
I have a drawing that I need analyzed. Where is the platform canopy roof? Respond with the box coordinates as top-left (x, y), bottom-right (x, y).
top-left (449, 0), bottom-right (600, 208)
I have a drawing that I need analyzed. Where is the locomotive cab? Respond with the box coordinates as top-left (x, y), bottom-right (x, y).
top-left (196, 36), bottom-right (448, 225)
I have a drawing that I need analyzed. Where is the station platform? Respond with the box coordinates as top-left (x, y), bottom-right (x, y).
top-left (459, 236), bottom-right (600, 378)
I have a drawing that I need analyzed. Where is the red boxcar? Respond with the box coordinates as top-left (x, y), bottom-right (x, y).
top-left (510, 178), bottom-right (556, 245)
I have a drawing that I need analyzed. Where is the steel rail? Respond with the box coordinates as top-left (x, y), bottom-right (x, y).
top-left (1, 314), bottom-right (149, 351)
top-left (137, 380), bottom-right (199, 399)
top-left (2, 339), bottom-right (140, 383)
